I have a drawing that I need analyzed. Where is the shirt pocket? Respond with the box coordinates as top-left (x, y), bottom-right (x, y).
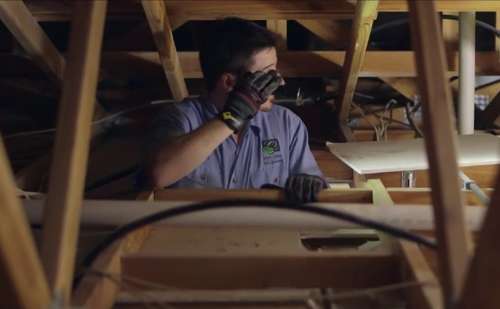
top-left (251, 154), bottom-right (285, 188)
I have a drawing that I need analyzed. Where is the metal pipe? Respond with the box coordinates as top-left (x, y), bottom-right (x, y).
top-left (459, 171), bottom-right (490, 207)
top-left (458, 12), bottom-right (476, 135)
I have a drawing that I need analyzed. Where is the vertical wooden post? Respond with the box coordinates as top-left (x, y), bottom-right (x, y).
top-left (407, 1), bottom-right (471, 307)
top-left (40, 1), bottom-right (107, 305)
top-left (0, 137), bottom-right (50, 309)
top-left (142, 0), bottom-right (188, 101)
top-left (337, 0), bottom-right (379, 141)
top-left (266, 20), bottom-right (287, 51)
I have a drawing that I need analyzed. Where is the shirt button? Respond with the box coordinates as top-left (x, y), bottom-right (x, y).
top-left (232, 178), bottom-right (237, 184)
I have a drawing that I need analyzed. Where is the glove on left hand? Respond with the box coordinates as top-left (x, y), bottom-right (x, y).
top-left (284, 174), bottom-right (328, 203)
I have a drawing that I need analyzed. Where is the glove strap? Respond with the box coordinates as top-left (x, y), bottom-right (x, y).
top-left (219, 111), bottom-right (244, 132)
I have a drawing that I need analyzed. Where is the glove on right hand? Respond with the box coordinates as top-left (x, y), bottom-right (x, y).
top-left (220, 70), bottom-right (282, 132)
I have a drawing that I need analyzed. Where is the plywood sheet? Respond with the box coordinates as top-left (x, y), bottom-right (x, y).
top-left (327, 134), bottom-right (500, 174)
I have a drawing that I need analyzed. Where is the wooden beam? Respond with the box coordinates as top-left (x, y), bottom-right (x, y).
top-left (72, 191), bottom-right (154, 308)
top-left (497, 11), bottom-right (500, 53)
top-left (0, 0), bottom-right (64, 82)
top-left (266, 19), bottom-right (287, 51)
top-left (142, 0), bottom-right (188, 101)
top-left (408, 0), bottom-right (471, 306)
top-left (366, 179), bottom-right (442, 309)
top-left (0, 137), bottom-right (50, 309)
top-left (24, 1), bottom-right (500, 22)
top-left (296, 19), bottom-right (351, 50)
top-left (76, 50), bottom-right (500, 79)
top-left (337, 0), bottom-right (379, 141)
top-left (380, 77), bottom-right (418, 100)
top-left (458, 170), bottom-right (500, 308)
top-left (40, 1), bottom-right (107, 304)
top-left (123, 226), bottom-right (399, 289)
top-left (154, 188), bottom-right (373, 203)
top-left (0, 1), bottom-right (107, 192)
top-left (442, 12), bottom-right (459, 68)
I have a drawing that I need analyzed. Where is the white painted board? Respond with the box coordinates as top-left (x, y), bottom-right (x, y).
top-left (327, 134), bottom-right (500, 174)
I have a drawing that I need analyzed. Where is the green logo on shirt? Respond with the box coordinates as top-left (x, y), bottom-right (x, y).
top-left (262, 138), bottom-right (280, 155)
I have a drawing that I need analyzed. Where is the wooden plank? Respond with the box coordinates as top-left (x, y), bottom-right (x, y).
top-left (0, 1), bottom-right (107, 192)
top-left (458, 170), bottom-right (500, 308)
top-left (408, 0), bottom-right (471, 305)
top-left (266, 19), bottom-right (287, 51)
top-left (0, 0), bottom-right (64, 81)
top-left (142, 0), bottom-right (188, 101)
top-left (24, 1), bottom-right (500, 22)
top-left (442, 12), bottom-right (459, 68)
top-left (0, 137), bottom-right (50, 309)
top-left (337, 0), bottom-right (379, 141)
top-left (123, 227), bottom-right (400, 289)
top-left (327, 135), bottom-right (500, 175)
top-left (497, 11), bottom-right (500, 53)
top-left (71, 191), bottom-right (154, 309)
top-left (100, 50), bottom-right (500, 79)
top-left (388, 187), bottom-right (493, 206)
top-left (40, 1), bottom-right (107, 304)
top-left (367, 179), bottom-right (443, 309)
top-left (296, 19), bottom-right (351, 50)
top-left (380, 77), bottom-right (418, 100)
top-left (154, 188), bottom-right (373, 203)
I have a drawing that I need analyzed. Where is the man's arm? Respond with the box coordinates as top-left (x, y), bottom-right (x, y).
top-left (148, 70), bottom-right (283, 188)
top-left (149, 118), bottom-right (232, 188)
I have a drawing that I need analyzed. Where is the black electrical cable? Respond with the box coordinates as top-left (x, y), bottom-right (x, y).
top-left (75, 199), bottom-right (437, 288)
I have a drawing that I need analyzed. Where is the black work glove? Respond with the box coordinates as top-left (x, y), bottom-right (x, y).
top-left (219, 70), bottom-right (282, 132)
top-left (284, 174), bottom-right (328, 203)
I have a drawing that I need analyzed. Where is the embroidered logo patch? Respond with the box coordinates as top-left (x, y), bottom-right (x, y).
top-left (262, 138), bottom-right (280, 156)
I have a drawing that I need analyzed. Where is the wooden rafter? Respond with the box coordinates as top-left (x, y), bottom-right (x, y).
top-left (408, 0), bottom-right (471, 306)
top-left (0, 137), bottom-right (50, 309)
top-left (0, 0), bottom-right (64, 81)
top-left (0, 0), bottom-right (108, 192)
top-left (337, 0), bottom-right (379, 141)
top-left (142, 0), bottom-right (188, 101)
top-left (297, 19), bottom-right (351, 50)
top-left (40, 1), bottom-right (107, 304)
top-left (458, 169), bottom-right (500, 308)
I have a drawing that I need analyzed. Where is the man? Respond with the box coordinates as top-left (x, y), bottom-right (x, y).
top-left (145, 17), bottom-right (327, 202)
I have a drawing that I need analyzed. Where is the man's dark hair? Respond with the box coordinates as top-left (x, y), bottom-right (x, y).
top-left (199, 17), bottom-right (278, 91)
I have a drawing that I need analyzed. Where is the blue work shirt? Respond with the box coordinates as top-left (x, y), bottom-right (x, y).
top-left (147, 97), bottom-right (322, 189)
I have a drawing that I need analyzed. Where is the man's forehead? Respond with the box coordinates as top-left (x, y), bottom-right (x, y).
top-left (249, 47), bottom-right (277, 71)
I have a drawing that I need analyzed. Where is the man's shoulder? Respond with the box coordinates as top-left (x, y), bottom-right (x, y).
top-left (266, 104), bottom-right (305, 126)
top-left (155, 97), bottom-right (206, 118)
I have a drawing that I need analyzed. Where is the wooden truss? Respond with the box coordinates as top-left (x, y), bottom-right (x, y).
top-left (0, 0), bottom-right (499, 308)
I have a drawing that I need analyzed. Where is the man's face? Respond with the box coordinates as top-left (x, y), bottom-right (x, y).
top-left (247, 47), bottom-right (282, 112)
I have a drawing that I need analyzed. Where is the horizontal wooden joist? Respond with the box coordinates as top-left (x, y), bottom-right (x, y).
top-left (25, 1), bottom-right (500, 22)
top-left (102, 51), bottom-right (500, 78)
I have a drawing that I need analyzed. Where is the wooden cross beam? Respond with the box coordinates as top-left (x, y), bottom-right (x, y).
top-left (0, 137), bottom-right (50, 309)
top-left (337, 0), bottom-right (379, 141)
top-left (365, 179), bottom-right (442, 309)
top-left (40, 1), bottom-right (107, 305)
top-left (408, 0), bottom-right (471, 307)
top-left (0, 0), bottom-right (64, 82)
top-left (142, 0), bottom-right (188, 101)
